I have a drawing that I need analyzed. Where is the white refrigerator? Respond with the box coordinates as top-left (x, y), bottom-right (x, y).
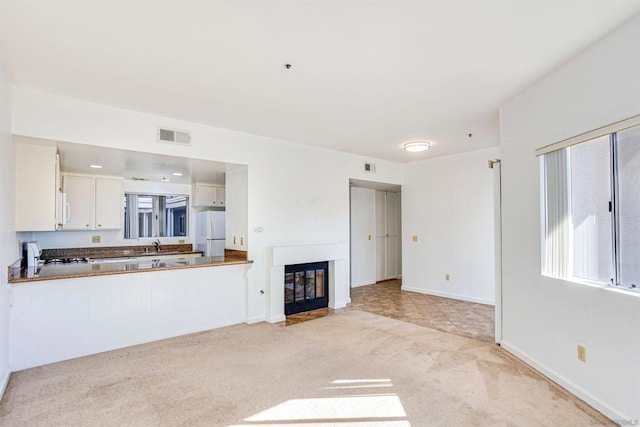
top-left (195, 211), bottom-right (226, 257)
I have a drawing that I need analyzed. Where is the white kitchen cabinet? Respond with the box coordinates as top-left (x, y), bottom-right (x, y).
top-left (16, 143), bottom-right (60, 231)
top-left (63, 174), bottom-right (94, 229)
top-left (95, 177), bottom-right (124, 229)
top-left (194, 183), bottom-right (225, 207)
top-left (62, 174), bottom-right (124, 230)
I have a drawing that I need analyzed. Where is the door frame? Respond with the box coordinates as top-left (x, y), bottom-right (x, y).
top-left (349, 179), bottom-right (402, 288)
top-left (492, 160), bottom-right (503, 344)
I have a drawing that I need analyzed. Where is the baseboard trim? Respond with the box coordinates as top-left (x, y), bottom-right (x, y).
top-left (351, 280), bottom-right (375, 288)
top-left (332, 300), bottom-right (349, 309)
top-left (0, 369), bottom-right (10, 401)
top-left (246, 316), bottom-right (266, 324)
top-left (501, 341), bottom-right (627, 422)
top-left (401, 286), bottom-right (494, 306)
top-left (266, 314), bottom-right (285, 324)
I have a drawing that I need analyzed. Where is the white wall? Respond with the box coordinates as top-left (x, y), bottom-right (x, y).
top-left (0, 50), bottom-right (16, 397)
top-left (499, 16), bottom-right (640, 421)
top-left (225, 166), bottom-right (248, 251)
top-left (11, 88), bottom-right (403, 323)
top-left (401, 147), bottom-right (498, 305)
top-left (350, 187), bottom-right (376, 287)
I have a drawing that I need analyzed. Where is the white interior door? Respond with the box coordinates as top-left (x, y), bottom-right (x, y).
top-left (375, 190), bottom-right (401, 282)
top-left (375, 191), bottom-right (387, 281)
top-left (350, 187), bottom-right (376, 287)
top-left (385, 192), bottom-right (398, 278)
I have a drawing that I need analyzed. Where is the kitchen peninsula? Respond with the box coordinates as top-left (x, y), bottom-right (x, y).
top-left (8, 245), bottom-right (251, 283)
top-left (9, 245), bottom-right (253, 371)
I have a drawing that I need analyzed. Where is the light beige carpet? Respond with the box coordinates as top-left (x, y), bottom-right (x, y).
top-left (0, 310), bottom-right (609, 426)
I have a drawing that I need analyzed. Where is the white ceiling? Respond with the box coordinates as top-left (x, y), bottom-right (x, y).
top-left (2, 1), bottom-right (640, 163)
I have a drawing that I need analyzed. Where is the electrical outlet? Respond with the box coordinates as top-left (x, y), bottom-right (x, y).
top-left (445, 274), bottom-right (450, 281)
top-left (412, 235), bottom-right (418, 242)
top-left (178, 239), bottom-right (185, 244)
top-left (92, 235), bottom-right (101, 244)
top-left (577, 345), bottom-right (586, 362)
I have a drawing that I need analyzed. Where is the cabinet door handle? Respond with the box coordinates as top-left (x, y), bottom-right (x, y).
top-left (98, 224), bottom-right (102, 227)
top-left (86, 224), bottom-right (90, 227)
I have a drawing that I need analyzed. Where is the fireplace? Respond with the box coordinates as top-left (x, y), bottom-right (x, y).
top-left (265, 243), bottom-right (349, 324)
top-left (284, 261), bottom-right (329, 315)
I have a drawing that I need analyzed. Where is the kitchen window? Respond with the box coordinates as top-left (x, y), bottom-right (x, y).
top-left (540, 120), bottom-right (640, 290)
top-left (124, 193), bottom-right (189, 239)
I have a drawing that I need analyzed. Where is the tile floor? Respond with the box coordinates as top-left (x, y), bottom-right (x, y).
top-left (286, 279), bottom-right (495, 343)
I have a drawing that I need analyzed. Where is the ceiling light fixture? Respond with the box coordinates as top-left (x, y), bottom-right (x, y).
top-left (88, 164), bottom-right (103, 169)
top-left (403, 140), bottom-right (431, 152)
top-left (172, 172), bottom-right (183, 176)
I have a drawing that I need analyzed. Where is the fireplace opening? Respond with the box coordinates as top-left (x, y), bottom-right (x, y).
top-left (284, 261), bottom-right (329, 315)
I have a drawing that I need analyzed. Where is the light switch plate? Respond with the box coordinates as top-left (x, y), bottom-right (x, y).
top-left (412, 235), bottom-right (418, 242)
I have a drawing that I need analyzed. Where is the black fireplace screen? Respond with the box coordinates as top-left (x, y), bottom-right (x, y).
top-left (284, 261), bottom-right (329, 315)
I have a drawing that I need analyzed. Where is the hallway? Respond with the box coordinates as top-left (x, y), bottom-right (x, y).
top-left (348, 280), bottom-right (495, 343)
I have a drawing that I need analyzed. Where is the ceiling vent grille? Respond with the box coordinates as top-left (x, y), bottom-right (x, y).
top-left (157, 126), bottom-right (191, 145)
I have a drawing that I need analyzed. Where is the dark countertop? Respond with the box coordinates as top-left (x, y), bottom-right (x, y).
top-left (40, 244), bottom-right (201, 261)
top-left (9, 255), bottom-right (252, 284)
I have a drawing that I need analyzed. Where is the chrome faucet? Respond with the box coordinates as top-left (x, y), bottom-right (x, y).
top-left (153, 239), bottom-right (161, 252)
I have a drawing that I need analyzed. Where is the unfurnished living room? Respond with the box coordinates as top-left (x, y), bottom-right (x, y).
top-left (0, 1), bottom-right (639, 426)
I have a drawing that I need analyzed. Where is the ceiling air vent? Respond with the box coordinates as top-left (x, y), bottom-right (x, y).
top-left (157, 126), bottom-right (191, 145)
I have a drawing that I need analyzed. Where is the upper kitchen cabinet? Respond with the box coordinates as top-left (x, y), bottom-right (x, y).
top-left (62, 173), bottom-right (124, 230)
top-left (16, 143), bottom-right (61, 231)
top-left (63, 174), bottom-right (93, 229)
top-left (193, 183), bottom-right (225, 208)
top-left (95, 177), bottom-right (124, 229)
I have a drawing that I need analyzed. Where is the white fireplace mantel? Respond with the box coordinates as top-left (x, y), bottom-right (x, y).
top-left (266, 243), bottom-right (350, 323)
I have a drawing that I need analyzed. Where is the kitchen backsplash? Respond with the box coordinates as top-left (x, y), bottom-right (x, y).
top-left (21, 230), bottom-right (193, 250)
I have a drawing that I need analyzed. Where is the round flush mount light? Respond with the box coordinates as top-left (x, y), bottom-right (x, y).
top-left (88, 164), bottom-right (103, 169)
top-left (403, 140), bottom-right (431, 152)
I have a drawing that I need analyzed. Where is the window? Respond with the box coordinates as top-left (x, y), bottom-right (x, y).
top-left (124, 194), bottom-right (189, 239)
top-left (541, 123), bottom-right (640, 290)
